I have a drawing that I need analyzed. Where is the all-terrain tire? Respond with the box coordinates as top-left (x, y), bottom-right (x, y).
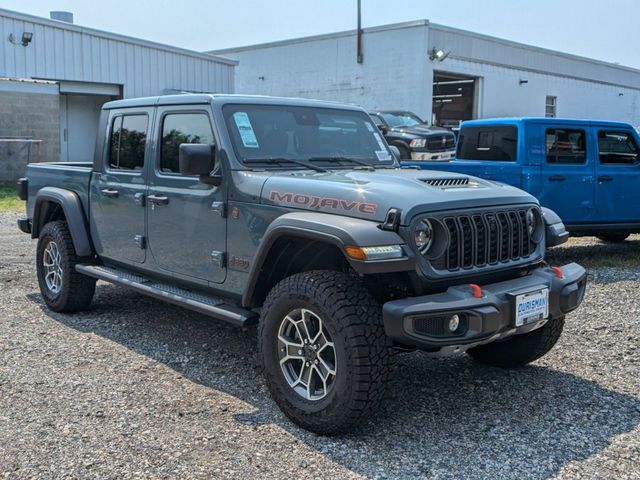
top-left (36, 221), bottom-right (96, 312)
top-left (258, 270), bottom-right (394, 435)
top-left (467, 317), bottom-right (565, 368)
top-left (597, 232), bottom-right (629, 243)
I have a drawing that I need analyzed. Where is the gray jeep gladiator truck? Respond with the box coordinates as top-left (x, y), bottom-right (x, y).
top-left (16, 94), bottom-right (586, 434)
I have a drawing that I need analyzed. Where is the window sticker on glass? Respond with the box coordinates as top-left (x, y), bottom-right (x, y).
top-left (375, 150), bottom-right (391, 161)
top-left (233, 112), bottom-right (259, 148)
top-left (373, 132), bottom-right (387, 151)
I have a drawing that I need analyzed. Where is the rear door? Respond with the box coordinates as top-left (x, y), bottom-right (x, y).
top-left (146, 107), bottom-right (227, 284)
top-left (89, 109), bottom-right (152, 265)
top-left (537, 126), bottom-right (595, 224)
top-left (594, 128), bottom-right (640, 223)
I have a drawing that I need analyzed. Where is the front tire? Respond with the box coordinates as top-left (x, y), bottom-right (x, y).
top-left (597, 232), bottom-right (629, 243)
top-left (467, 317), bottom-right (565, 368)
top-left (36, 221), bottom-right (96, 312)
top-left (258, 270), bottom-right (393, 435)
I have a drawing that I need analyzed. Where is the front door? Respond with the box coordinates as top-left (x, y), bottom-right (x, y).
top-left (89, 109), bottom-right (151, 265)
top-left (146, 108), bottom-right (227, 284)
top-left (594, 128), bottom-right (640, 223)
top-left (537, 126), bottom-right (595, 225)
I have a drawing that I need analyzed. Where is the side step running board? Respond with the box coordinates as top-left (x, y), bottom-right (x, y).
top-left (76, 264), bottom-right (258, 328)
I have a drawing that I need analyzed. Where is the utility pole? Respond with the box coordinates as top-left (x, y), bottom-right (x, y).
top-left (356, 0), bottom-right (363, 63)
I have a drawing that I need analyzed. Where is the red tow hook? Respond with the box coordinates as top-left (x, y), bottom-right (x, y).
top-left (550, 266), bottom-right (564, 279)
top-left (469, 283), bottom-right (483, 298)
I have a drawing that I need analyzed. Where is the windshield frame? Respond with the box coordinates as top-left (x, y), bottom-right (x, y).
top-left (221, 103), bottom-right (397, 169)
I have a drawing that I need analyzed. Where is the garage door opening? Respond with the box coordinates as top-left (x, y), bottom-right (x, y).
top-left (432, 72), bottom-right (476, 129)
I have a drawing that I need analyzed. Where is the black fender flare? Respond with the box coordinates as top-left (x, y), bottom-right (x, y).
top-left (32, 187), bottom-right (94, 257)
top-left (242, 211), bottom-right (415, 307)
top-left (541, 207), bottom-right (569, 247)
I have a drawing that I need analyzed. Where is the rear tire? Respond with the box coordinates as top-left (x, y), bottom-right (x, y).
top-left (597, 232), bottom-right (629, 243)
top-left (36, 221), bottom-right (96, 312)
top-left (258, 270), bottom-right (394, 435)
top-left (467, 317), bottom-right (565, 368)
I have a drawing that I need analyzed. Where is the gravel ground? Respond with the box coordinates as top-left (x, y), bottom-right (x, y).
top-left (0, 211), bottom-right (638, 479)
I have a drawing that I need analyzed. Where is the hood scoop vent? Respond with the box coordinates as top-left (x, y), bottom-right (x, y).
top-left (422, 177), bottom-right (470, 188)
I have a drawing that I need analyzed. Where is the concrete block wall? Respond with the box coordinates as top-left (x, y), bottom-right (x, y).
top-left (0, 80), bottom-right (59, 181)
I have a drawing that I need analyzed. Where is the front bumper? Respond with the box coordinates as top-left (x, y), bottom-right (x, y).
top-left (383, 263), bottom-right (586, 352)
top-left (410, 150), bottom-right (455, 161)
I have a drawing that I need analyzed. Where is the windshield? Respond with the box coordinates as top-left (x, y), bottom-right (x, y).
top-left (381, 112), bottom-right (424, 128)
top-left (223, 104), bottom-right (395, 166)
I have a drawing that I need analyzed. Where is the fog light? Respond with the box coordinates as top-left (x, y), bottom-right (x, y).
top-left (448, 314), bottom-right (460, 333)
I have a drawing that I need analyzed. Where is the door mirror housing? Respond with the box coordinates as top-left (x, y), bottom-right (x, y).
top-left (179, 143), bottom-right (221, 185)
top-left (376, 124), bottom-right (388, 134)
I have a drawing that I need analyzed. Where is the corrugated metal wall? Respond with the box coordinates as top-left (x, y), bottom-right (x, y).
top-left (0, 9), bottom-right (235, 97)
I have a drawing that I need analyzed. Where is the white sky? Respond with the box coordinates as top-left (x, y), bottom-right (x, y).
top-left (3, 0), bottom-right (640, 69)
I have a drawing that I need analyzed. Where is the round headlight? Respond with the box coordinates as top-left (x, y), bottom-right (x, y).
top-left (526, 208), bottom-right (537, 236)
top-left (414, 219), bottom-right (434, 253)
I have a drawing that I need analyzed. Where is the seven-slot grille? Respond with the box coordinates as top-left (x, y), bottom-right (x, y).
top-left (433, 209), bottom-right (536, 271)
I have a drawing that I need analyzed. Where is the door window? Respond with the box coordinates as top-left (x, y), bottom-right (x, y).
top-left (108, 114), bottom-right (148, 171)
top-left (597, 131), bottom-right (639, 165)
top-left (545, 129), bottom-right (586, 164)
top-left (160, 113), bottom-right (215, 174)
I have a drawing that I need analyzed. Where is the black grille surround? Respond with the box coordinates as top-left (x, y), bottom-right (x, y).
top-left (424, 134), bottom-right (456, 152)
top-left (419, 206), bottom-right (543, 274)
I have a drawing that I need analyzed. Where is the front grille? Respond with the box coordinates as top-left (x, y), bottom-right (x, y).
top-left (437, 208), bottom-right (536, 272)
top-left (423, 177), bottom-right (469, 188)
top-left (425, 134), bottom-right (456, 152)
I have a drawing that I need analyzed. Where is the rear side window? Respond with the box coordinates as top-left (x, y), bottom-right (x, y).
top-left (160, 113), bottom-right (215, 174)
top-left (598, 131), bottom-right (639, 165)
top-left (108, 114), bottom-right (148, 171)
top-left (457, 126), bottom-right (518, 161)
top-left (545, 129), bottom-right (586, 164)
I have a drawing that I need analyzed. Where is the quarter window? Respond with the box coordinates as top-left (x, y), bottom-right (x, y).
top-left (545, 129), bottom-right (586, 164)
top-left (108, 114), bottom-right (148, 171)
top-left (456, 126), bottom-right (518, 161)
top-left (160, 113), bottom-right (215, 174)
top-left (597, 131), bottom-right (639, 165)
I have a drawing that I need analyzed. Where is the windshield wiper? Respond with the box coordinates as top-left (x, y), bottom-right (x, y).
top-left (307, 156), bottom-right (377, 170)
top-left (244, 157), bottom-right (327, 172)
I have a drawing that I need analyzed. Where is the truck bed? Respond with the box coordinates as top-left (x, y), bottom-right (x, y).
top-left (25, 162), bottom-right (93, 218)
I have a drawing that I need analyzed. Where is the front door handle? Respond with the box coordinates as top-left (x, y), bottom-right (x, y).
top-left (548, 175), bottom-right (566, 182)
top-left (597, 175), bottom-right (613, 182)
top-left (100, 188), bottom-right (119, 198)
top-left (147, 194), bottom-right (170, 206)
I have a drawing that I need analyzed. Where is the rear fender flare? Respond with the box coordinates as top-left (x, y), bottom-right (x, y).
top-left (32, 187), bottom-right (93, 257)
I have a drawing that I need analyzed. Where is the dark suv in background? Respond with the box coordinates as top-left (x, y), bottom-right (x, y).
top-left (370, 111), bottom-right (456, 161)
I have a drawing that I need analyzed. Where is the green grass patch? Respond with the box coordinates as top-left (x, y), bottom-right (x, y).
top-left (0, 183), bottom-right (23, 212)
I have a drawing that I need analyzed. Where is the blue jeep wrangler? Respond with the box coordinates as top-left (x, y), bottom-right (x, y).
top-left (16, 96), bottom-right (586, 434)
top-left (404, 118), bottom-right (640, 242)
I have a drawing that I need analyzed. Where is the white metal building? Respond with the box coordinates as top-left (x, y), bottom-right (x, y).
top-left (0, 8), bottom-right (235, 179)
top-left (210, 20), bottom-right (640, 129)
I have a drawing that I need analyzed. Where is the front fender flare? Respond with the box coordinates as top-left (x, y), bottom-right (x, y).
top-left (242, 212), bottom-right (415, 307)
top-left (542, 207), bottom-right (569, 247)
top-left (32, 187), bottom-right (93, 257)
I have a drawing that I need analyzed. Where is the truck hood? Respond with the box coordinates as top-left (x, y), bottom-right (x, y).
top-left (261, 168), bottom-right (538, 224)
top-left (390, 124), bottom-right (452, 137)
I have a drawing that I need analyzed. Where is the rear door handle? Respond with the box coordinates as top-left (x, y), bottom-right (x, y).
top-left (147, 194), bottom-right (170, 206)
top-left (548, 175), bottom-right (566, 182)
top-left (597, 175), bottom-right (613, 182)
top-left (100, 188), bottom-right (119, 198)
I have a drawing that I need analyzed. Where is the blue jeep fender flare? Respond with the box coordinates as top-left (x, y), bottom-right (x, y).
top-left (32, 187), bottom-right (94, 257)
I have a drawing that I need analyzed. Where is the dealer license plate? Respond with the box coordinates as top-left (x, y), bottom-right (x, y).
top-left (514, 288), bottom-right (549, 327)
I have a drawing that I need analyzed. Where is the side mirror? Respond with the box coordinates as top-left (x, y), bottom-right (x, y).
top-left (376, 124), bottom-right (388, 134)
top-left (179, 143), bottom-right (221, 185)
top-left (389, 145), bottom-right (401, 160)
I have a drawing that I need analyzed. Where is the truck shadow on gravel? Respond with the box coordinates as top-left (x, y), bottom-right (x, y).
top-left (31, 285), bottom-right (640, 480)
